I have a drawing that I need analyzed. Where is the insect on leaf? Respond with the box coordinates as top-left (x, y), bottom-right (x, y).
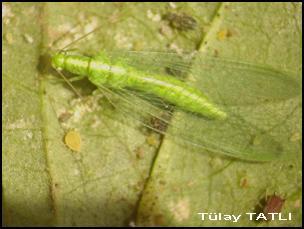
top-left (54, 48), bottom-right (301, 161)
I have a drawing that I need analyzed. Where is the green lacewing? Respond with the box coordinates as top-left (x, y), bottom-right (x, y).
top-left (48, 18), bottom-right (301, 162)
top-left (52, 52), bottom-right (227, 120)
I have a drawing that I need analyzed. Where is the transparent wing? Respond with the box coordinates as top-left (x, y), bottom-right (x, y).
top-left (95, 84), bottom-right (300, 161)
top-left (101, 50), bottom-right (301, 105)
top-left (192, 55), bottom-right (301, 106)
top-left (104, 50), bottom-right (194, 77)
top-left (91, 51), bottom-right (301, 161)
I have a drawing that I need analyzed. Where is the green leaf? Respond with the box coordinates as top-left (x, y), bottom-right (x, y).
top-left (136, 2), bottom-right (302, 226)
